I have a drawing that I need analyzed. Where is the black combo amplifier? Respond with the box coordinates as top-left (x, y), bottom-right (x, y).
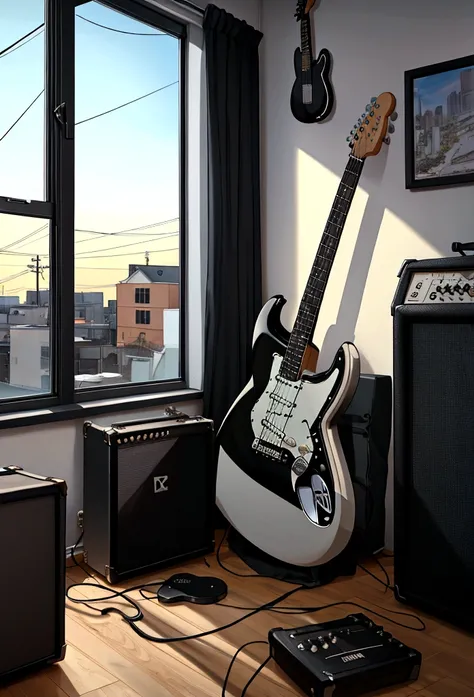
top-left (83, 411), bottom-right (216, 583)
top-left (0, 467), bottom-right (66, 682)
top-left (269, 614), bottom-right (421, 697)
top-left (392, 255), bottom-right (474, 628)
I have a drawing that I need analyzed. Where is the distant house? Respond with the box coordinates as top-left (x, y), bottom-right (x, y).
top-left (116, 265), bottom-right (179, 348)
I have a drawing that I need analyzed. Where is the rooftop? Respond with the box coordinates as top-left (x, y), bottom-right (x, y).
top-left (125, 264), bottom-right (179, 284)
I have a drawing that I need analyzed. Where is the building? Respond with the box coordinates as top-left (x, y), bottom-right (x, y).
top-left (9, 326), bottom-right (50, 392)
top-left (431, 126), bottom-right (441, 155)
top-left (0, 296), bottom-right (20, 309)
top-left (423, 109), bottom-right (434, 131)
top-left (116, 265), bottom-right (179, 348)
top-left (26, 289), bottom-right (49, 306)
top-left (434, 105), bottom-right (443, 127)
top-left (447, 90), bottom-right (461, 119)
top-left (461, 68), bottom-right (474, 112)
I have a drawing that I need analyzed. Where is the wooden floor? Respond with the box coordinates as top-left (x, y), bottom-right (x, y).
top-left (2, 538), bottom-right (474, 697)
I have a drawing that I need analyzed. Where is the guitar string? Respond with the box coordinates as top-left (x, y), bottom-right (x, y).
top-left (258, 155), bottom-right (363, 450)
top-left (257, 155), bottom-right (364, 465)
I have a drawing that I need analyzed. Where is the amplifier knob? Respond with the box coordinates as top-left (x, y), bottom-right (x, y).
top-left (310, 644), bottom-right (318, 653)
top-left (297, 643), bottom-right (305, 651)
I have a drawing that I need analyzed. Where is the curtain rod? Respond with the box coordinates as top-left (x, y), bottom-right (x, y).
top-left (173, 0), bottom-right (205, 15)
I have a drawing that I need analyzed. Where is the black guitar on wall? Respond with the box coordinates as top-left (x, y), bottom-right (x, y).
top-left (290, 0), bottom-right (334, 124)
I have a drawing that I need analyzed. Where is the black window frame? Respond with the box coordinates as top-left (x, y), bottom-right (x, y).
top-left (135, 287), bottom-right (150, 304)
top-left (135, 309), bottom-right (151, 325)
top-left (0, 0), bottom-right (187, 415)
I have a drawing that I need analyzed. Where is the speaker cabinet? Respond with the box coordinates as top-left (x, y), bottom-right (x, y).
top-left (0, 467), bottom-right (66, 682)
top-left (338, 374), bottom-right (391, 557)
top-left (393, 258), bottom-right (474, 629)
top-left (83, 415), bottom-right (216, 583)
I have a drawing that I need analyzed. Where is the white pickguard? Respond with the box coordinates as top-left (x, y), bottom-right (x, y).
top-left (216, 298), bottom-right (358, 567)
top-left (251, 353), bottom-right (338, 526)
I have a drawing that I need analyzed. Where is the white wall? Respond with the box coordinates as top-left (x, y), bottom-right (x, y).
top-left (0, 399), bottom-right (201, 547)
top-left (261, 0), bottom-right (474, 547)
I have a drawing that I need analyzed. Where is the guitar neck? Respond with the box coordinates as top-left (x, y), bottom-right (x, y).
top-left (300, 15), bottom-right (313, 71)
top-left (280, 154), bottom-right (365, 381)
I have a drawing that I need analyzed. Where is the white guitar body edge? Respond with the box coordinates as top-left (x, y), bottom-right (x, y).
top-left (216, 297), bottom-right (360, 567)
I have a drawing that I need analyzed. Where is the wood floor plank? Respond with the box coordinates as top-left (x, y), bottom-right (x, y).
top-left (6, 550), bottom-right (474, 697)
top-left (416, 677), bottom-right (474, 697)
top-left (45, 644), bottom-right (117, 696)
top-left (80, 682), bottom-right (142, 697)
top-left (66, 616), bottom-right (174, 697)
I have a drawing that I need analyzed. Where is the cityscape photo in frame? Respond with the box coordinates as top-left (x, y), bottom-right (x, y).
top-left (405, 54), bottom-right (474, 189)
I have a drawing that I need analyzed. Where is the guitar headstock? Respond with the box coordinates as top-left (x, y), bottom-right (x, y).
top-left (295, 0), bottom-right (316, 20)
top-left (347, 92), bottom-right (397, 159)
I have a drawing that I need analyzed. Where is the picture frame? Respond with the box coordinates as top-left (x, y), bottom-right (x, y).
top-left (405, 54), bottom-right (474, 189)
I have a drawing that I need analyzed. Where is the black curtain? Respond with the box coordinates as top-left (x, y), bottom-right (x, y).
top-left (202, 4), bottom-right (263, 430)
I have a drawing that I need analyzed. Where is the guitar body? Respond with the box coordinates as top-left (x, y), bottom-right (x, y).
top-left (291, 47), bottom-right (334, 124)
top-left (216, 295), bottom-right (360, 567)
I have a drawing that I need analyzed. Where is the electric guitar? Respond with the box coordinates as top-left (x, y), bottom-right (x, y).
top-left (216, 93), bottom-right (397, 567)
top-left (290, 0), bottom-right (334, 124)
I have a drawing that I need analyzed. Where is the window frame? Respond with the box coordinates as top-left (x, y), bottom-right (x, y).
top-left (135, 309), bottom-right (151, 325)
top-left (135, 287), bottom-right (150, 304)
top-left (0, 0), bottom-right (188, 415)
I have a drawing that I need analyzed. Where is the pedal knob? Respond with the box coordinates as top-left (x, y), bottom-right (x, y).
top-left (297, 643), bottom-right (305, 651)
top-left (310, 644), bottom-right (318, 653)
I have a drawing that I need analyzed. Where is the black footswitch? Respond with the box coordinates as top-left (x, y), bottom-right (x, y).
top-left (269, 613), bottom-right (421, 697)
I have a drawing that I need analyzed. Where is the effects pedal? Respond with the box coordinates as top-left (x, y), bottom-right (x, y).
top-left (269, 613), bottom-right (421, 697)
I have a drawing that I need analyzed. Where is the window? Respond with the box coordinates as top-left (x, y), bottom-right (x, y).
top-left (0, 0), bottom-right (186, 412)
top-left (135, 288), bottom-right (150, 304)
top-left (136, 310), bottom-right (151, 325)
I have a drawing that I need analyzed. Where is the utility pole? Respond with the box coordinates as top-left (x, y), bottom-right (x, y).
top-left (27, 255), bottom-right (49, 305)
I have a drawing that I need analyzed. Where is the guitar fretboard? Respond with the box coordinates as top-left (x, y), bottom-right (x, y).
top-left (280, 154), bottom-right (365, 381)
top-left (300, 16), bottom-right (312, 73)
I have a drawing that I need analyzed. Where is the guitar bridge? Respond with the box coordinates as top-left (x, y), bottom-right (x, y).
top-left (252, 438), bottom-right (283, 461)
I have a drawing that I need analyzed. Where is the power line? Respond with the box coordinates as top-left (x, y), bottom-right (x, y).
top-left (0, 270), bottom-right (29, 285)
top-left (75, 232), bottom-right (178, 254)
top-left (78, 245), bottom-right (179, 259)
top-left (75, 80), bottom-right (178, 126)
top-left (0, 90), bottom-right (44, 142)
top-left (0, 29), bottom-right (44, 59)
top-left (0, 23), bottom-right (44, 58)
top-left (76, 14), bottom-right (166, 36)
top-left (0, 224), bottom-right (48, 252)
top-left (76, 232), bottom-right (178, 256)
top-left (75, 217), bottom-right (179, 237)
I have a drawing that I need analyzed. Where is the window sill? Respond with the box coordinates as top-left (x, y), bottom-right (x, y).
top-left (0, 389), bottom-right (203, 431)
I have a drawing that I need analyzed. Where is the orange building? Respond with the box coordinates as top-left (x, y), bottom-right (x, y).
top-left (116, 265), bottom-right (179, 348)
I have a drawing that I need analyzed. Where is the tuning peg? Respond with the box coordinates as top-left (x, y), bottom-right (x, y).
top-left (371, 97), bottom-right (377, 103)
top-left (388, 123), bottom-right (395, 134)
top-left (365, 104), bottom-right (371, 111)
top-left (390, 111), bottom-right (398, 122)
top-left (358, 118), bottom-right (362, 125)
top-left (346, 136), bottom-right (352, 142)
top-left (383, 136), bottom-right (391, 145)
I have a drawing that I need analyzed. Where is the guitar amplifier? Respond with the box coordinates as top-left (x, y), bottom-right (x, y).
top-left (0, 467), bottom-right (66, 682)
top-left (83, 412), bottom-right (216, 583)
top-left (392, 255), bottom-right (474, 628)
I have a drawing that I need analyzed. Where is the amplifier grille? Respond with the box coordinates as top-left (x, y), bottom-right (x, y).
top-left (407, 321), bottom-right (474, 611)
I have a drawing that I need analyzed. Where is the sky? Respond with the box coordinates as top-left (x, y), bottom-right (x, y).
top-left (0, 0), bottom-right (180, 304)
top-left (414, 67), bottom-right (465, 114)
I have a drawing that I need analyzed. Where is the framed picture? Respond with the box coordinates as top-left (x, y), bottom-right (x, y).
top-left (405, 54), bottom-right (474, 189)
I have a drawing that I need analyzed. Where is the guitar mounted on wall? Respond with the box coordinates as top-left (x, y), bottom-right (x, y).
top-left (291, 0), bottom-right (334, 124)
top-left (217, 92), bottom-right (397, 567)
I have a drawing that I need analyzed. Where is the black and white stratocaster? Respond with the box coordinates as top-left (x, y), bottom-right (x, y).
top-left (217, 92), bottom-right (397, 567)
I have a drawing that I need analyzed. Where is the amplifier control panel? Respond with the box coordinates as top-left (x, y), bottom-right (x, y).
top-left (404, 270), bottom-right (474, 304)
